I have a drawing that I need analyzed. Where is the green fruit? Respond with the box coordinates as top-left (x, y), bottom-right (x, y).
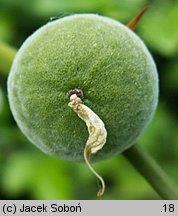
top-left (7, 14), bottom-right (158, 162)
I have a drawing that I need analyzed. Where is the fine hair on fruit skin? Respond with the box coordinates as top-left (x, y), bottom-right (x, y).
top-left (7, 14), bottom-right (158, 163)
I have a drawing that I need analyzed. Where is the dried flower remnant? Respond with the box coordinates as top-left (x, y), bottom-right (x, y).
top-left (68, 89), bottom-right (107, 196)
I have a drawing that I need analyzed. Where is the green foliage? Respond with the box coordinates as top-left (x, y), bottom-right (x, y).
top-left (0, 87), bottom-right (3, 112)
top-left (0, 41), bottom-right (16, 75)
top-left (1, 152), bottom-right (74, 199)
top-left (138, 1), bottom-right (178, 57)
top-left (0, 0), bottom-right (178, 200)
top-left (139, 102), bottom-right (178, 187)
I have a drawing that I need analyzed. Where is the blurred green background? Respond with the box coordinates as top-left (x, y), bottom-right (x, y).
top-left (0, 0), bottom-right (178, 200)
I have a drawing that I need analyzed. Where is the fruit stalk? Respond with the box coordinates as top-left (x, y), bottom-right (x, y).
top-left (0, 41), bottom-right (16, 75)
top-left (123, 144), bottom-right (178, 199)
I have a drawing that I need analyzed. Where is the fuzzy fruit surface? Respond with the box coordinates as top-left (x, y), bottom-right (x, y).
top-left (8, 14), bottom-right (158, 162)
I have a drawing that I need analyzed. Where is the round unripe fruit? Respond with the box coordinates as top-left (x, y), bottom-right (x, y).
top-left (8, 14), bottom-right (158, 162)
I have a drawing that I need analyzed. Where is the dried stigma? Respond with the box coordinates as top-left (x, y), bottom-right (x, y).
top-left (68, 89), bottom-right (107, 196)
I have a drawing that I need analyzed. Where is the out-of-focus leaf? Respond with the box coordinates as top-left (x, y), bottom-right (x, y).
top-left (2, 152), bottom-right (74, 199)
top-left (32, 0), bottom-right (100, 16)
top-left (138, 1), bottom-right (178, 57)
top-left (163, 61), bottom-right (178, 92)
top-left (2, 153), bottom-right (35, 196)
top-left (2, 0), bottom-right (146, 21)
top-left (0, 41), bottom-right (16, 75)
top-left (0, 92), bottom-right (17, 126)
top-left (139, 102), bottom-right (178, 179)
top-left (0, 14), bottom-right (14, 42)
top-left (101, 0), bottom-right (147, 21)
top-left (0, 87), bottom-right (3, 113)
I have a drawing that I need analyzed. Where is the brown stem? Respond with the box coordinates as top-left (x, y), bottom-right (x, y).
top-left (127, 4), bottom-right (150, 30)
